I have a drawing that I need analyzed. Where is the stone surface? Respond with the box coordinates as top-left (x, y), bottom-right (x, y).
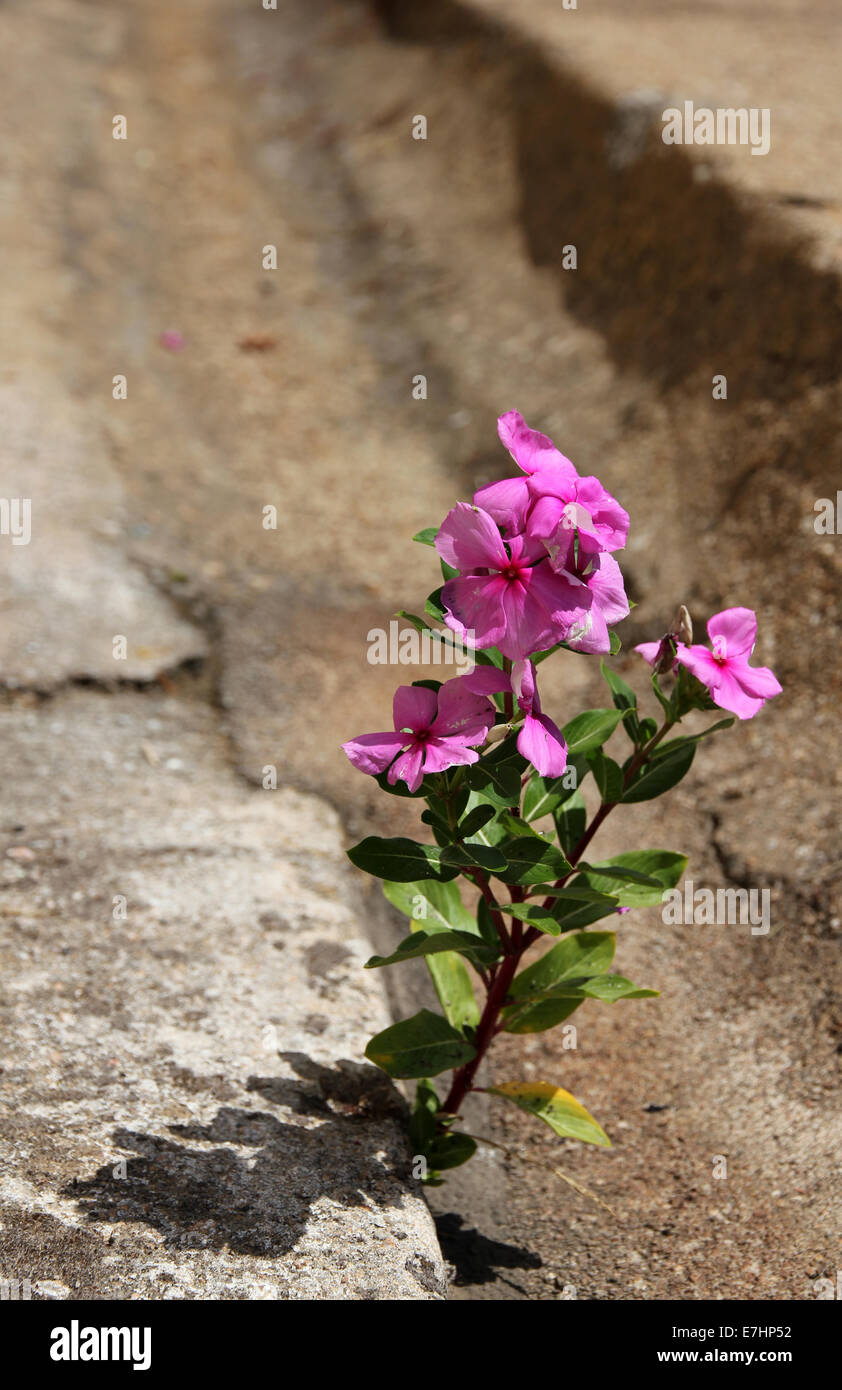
top-left (0, 381), bottom-right (206, 688)
top-left (0, 690), bottom-right (445, 1299)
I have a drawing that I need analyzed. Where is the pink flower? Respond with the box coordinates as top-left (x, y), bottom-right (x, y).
top-left (510, 660), bottom-right (568, 776)
top-left (474, 412), bottom-right (629, 558)
top-left (674, 608), bottom-right (782, 720)
top-left (634, 636), bottom-right (678, 674)
top-left (159, 330), bottom-right (186, 352)
top-left (342, 676), bottom-right (496, 793)
top-left (463, 661), bottom-right (567, 777)
top-left (435, 502), bottom-right (597, 660)
top-left (552, 550), bottom-right (630, 655)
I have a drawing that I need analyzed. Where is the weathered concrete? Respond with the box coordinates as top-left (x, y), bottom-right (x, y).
top-left (0, 689), bottom-right (446, 1299)
top-left (0, 0), bottom-right (447, 1298)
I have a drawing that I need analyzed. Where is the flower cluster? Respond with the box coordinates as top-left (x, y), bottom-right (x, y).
top-left (344, 412), bottom-right (781, 792)
top-left (437, 411), bottom-right (630, 661)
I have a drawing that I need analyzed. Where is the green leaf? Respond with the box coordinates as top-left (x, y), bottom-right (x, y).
top-left (609, 631), bottom-right (622, 655)
top-left (576, 862), bottom-right (662, 888)
top-left (587, 747), bottom-right (624, 803)
top-left (552, 898), bottom-right (624, 933)
top-left (421, 806), bottom-right (453, 840)
top-left (600, 661), bottom-right (638, 709)
top-left (601, 660), bottom-right (641, 743)
top-left (553, 789), bottom-right (587, 856)
top-left (501, 997), bottom-right (583, 1033)
top-left (508, 932), bottom-right (616, 1001)
top-left (500, 902), bottom-right (562, 936)
top-left (472, 647), bottom-right (505, 669)
top-left (425, 1129), bottom-right (478, 1173)
top-left (425, 950), bottom-right (480, 1031)
top-left (476, 895), bottom-right (507, 947)
top-left (382, 879), bottom-right (477, 932)
top-left (440, 785), bottom-right (471, 820)
top-left (496, 811), bottom-right (546, 840)
top-left (413, 527), bottom-right (439, 547)
top-left (673, 663), bottom-right (719, 717)
top-left (651, 671), bottom-right (673, 717)
top-left (465, 756), bottom-right (522, 807)
top-left (561, 708), bottom-right (623, 756)
top-left (622, 742), bottom-right (695, 802)
top-left (365, 929), bottom-right (498, 970)
top-left (574, 850), bottom-right (687, 907)
top-left (365, 1009), bottom-right (476, 1079)
top-left (408, 1078), bottom-right (440, 1152)
top-left (348, 837), bottom-right (459, 882)
top-left (381, 880), bottom-right (481, 1028)
top-left (503, 963), bottom-right (658, 1026)
top-left (441, 842), bottom-right (508, 872)
top-left (395, 609), bottom-right (431, 635)
top-left (490, 1081), bottom-right (610, 1147)
top-left (495, 837), bottom-right (572, 886)
top-left (574, 973), bottom-right (659, 1001)
top-left (457, 804), bottom-right (497, 839)
top-left (649, 718), bottom-right (736, 759)
top-left (530, 884), bottom-right (623, 903)
top-left (522, 758), bottom-right (586, 821)
top-left (459, 791), bottom-right (510, 846)
top-left (425, 587), bottom-right (446, 622)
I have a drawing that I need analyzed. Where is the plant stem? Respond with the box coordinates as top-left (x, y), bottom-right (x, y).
top-left (440, 716), bottom-right (675, 1120)
top-left (466, 866), bottom-right (510, 953)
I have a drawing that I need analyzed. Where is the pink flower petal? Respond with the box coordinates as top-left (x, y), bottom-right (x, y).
top-left (527, 563), bottom-right (592, 644)
top-left (342, 731), bottom-right (407, 776)
top-left (460, 667), bottom-right (511, 697)
top-left (441, 573), bottom-right (508, 650)
top-left (704, 666), bottom-right (766, 720)
top-left (511, 658), bottom-right (536, 715)
top-left (573, 476), bottom-right (629, 552)
top-left (431, 677), bottom-right (496, 741)
top-left (472, 476), bottom-right (531, 536)
top-left (435, 502), bottom-right (508, 572)
top-left (565, 602), bottom-right (608, 654)
top-left (393, 684), bottom-right (437, 733)
top-left (706, 607), bottom-right (757, 658)
top-left (498, 411), bottom-right (578, 479)
top-left (498, 575), bottom-right (556, 659)
top-left (635, 641), bottom-right (665, 667)
top-left (675, 644), bottom-right (722, 689)
top-left (517, 712), bottom-right (568, 777)
top-left (421, 738), bottom-right (481, 775)
top-left (730, 660), bottom-right (783, 704)
top-left (388, 744), bottom-right (425, 792)
top-left (526, 493), bottom-right (569, 540)
top-left (581, 552), bottom-right (629, 627)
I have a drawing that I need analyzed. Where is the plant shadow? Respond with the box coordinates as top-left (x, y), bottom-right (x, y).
top-left (65, 1057), bottom-right (410, 1258)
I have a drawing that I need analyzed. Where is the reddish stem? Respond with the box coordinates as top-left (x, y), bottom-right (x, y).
top-left (440, 717), bottom-right (675, 1119)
